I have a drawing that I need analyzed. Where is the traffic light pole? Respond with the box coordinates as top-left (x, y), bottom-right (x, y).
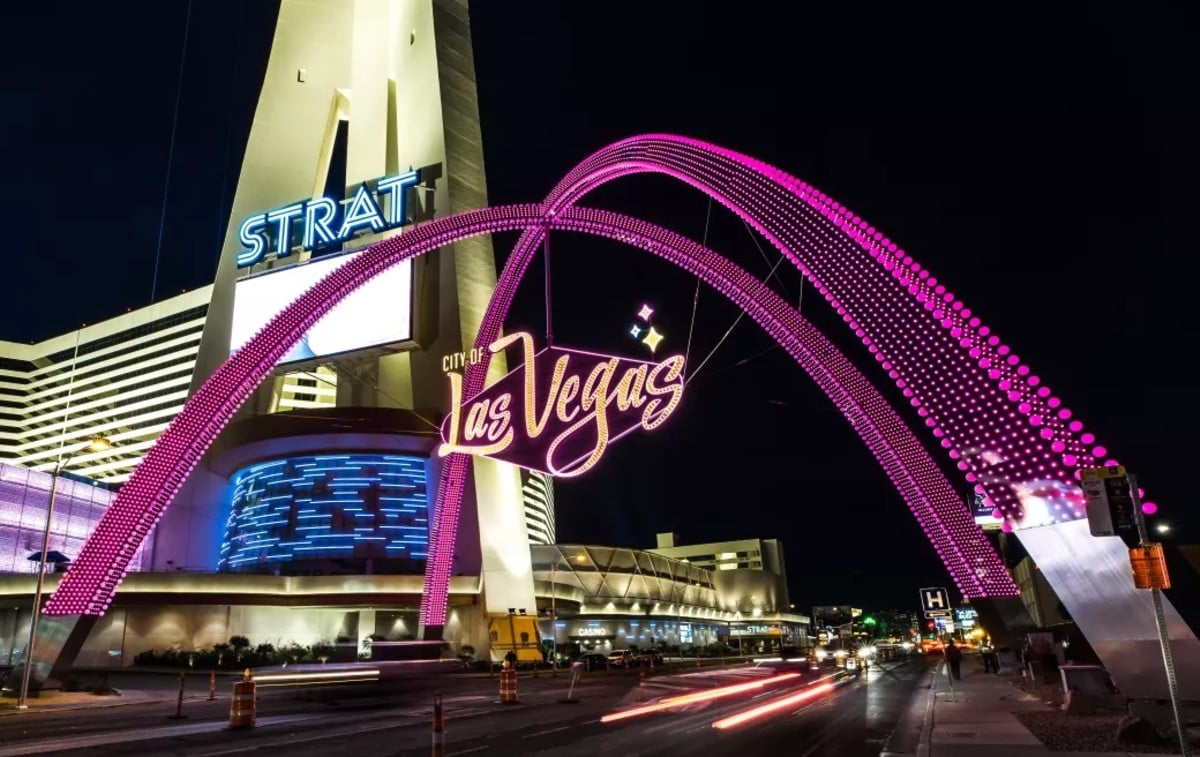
top-left (1127, 474), bottom-right (1191, 757)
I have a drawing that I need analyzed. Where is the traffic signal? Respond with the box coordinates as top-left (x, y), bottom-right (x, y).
top-left (926, 620), bottom-right (936, 630)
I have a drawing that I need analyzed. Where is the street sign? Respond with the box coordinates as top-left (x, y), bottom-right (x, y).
top-left (924, 610), bottom-right (951, 619)
top-left (919, 587), bottom-right (952, 614)
top-left (1081, 465), bottom-right (1138, 541)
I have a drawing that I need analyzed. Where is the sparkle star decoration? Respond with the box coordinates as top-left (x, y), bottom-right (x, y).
top-left (642, 326), bottom-right (664, 353)
top-left (628, 302), bottom-right (664, 354)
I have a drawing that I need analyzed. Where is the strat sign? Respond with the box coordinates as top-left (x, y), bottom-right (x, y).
top-left (439, 332), bottom-right (685, 477)
top-left (236, 169), bottom-right (421, 268)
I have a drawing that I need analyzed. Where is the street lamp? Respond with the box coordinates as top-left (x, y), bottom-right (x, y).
top-left (550, 554), bottom-right (557, 677)
top-left (16, 435), bottom-right (111, 709)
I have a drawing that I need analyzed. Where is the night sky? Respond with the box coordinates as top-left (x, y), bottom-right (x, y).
top-left (2, 2), bottom-right (1197, 614)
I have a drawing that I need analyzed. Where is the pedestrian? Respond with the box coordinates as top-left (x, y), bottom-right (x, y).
top-left (944, 639), bottom-right (963, 680)
top-left (980, 642), bottom-right (996, 673)
top-left (987, 645), bottom-right (1001, 674)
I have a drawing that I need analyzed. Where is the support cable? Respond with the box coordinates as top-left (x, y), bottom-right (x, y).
top-left (685, 254), bottom-right (786, 386)
top-left (683, 197), bottom-right (712, 375)
top-left (689, 213), bottom-right (797, 382)
top-left (150, 0), bottom-right (194, 304)
top-left (214, 0), bottom-right (245, 268)
top-left (544, 231), bottom-right (553, 346)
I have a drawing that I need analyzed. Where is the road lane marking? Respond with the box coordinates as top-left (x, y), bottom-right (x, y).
top-left (0, 714), bottom-right (318, 756)
top-left (523, 725), bottom-right (570, 739)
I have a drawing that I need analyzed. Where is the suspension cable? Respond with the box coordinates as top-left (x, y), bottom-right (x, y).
top-left (150, 0), bottom-right (194, 304)
top-left (214, 0), bottom-right (245, 268)
top-left (683, 197), bottom-right (712, 374)
top-left (686, 253), bottom-right (786, 386)
top-left (741, 216), bottom-right (792, 301)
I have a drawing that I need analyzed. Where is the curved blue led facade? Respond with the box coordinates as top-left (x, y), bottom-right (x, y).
top-left (219, 453), bottom-right (429, 573)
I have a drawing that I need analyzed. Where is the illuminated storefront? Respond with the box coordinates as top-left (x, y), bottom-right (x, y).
top-left (532, 544), bottom-right (808, 656)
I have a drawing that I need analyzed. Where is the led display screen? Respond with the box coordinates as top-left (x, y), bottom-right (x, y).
top-left (230, 251), bottom-right (412, 365)
top-left (0, 461), bottom-right (149, 573)
top-left (219, 453), bottom-right (429, 571)
top-left (970, 491), bottom-right (1002, 531)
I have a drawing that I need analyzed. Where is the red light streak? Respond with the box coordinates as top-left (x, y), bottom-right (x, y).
top-left (600, 672), bottom-right (802, 723)
top-left (711, 682), bottom-right (836, 729)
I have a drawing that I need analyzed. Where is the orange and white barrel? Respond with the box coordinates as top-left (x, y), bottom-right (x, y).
top-left (228, 676), bottom-right (257, 728)
top-left (432, 693), bottom-right (446, 756)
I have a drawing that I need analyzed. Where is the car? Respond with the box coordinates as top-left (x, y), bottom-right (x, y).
top-left (578, 652), bottom-right (609, 671)
top-left (607, 649), bottom-right (635, 667)
top-left (636, 651), bottom-right (665, 667)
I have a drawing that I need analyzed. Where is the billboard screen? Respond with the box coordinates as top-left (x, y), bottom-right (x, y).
top-left (972, 492), bottom-right (1003, 531)
top-left (230, 251), bottom-right (412, 365)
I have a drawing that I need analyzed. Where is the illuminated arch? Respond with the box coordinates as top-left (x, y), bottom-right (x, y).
top-left (421, 135), bottom-right (1118, 628)
top-left (50, 136), bottom-right (1106, 619)
top-left (48, 203), bottom-right (1010, 617)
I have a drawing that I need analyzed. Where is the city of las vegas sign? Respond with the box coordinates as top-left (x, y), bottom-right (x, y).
top-left (439, 331), bottom-right (685, 477)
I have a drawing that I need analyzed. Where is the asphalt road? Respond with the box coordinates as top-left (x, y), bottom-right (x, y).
top-left (0, 657), bottom-right (930, 756)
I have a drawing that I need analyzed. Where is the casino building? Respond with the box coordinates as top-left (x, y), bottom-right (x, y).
top-left (0, 0), bottom-right (804, 671)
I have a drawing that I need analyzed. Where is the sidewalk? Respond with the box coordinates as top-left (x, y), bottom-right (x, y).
top-left (0, 669), bottom-right (243, 716)
top-left (901, 659), bottom-right (1176, 757)
top-left (0, 688), bottom-right (185, 715)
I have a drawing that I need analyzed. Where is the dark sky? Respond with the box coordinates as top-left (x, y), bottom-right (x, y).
top-left (2, 2), bottom-right (1197, 614)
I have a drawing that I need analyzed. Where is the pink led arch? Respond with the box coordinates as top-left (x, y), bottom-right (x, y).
top-left (47, 202), bottom-right (1010, 618)
top-left (416, 207), bottom-right (1016, 628)
top-left (420, 135), bottom-right (1118, 628)
top-left (49, 135), bottom-right (1108, 621)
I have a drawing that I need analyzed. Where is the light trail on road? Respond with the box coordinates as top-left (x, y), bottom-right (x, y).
top-left (600, 672), bottom-right (803, 723)
top-left (711, 681), bottom-right (839, 730)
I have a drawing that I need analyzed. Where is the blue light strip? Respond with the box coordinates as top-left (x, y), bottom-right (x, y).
top-left (218, 452), bottom-right (429, 571)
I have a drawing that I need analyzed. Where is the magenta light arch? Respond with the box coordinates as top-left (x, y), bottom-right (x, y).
top-left (421, 134), bottom-right (1127, 628)
top-left (47, 135), bottom-right (1116, 621)
top-left (48, 202), bottom-right (1010, 618)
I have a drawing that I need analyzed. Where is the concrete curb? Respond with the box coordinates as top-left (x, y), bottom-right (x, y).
top-left (917, 661), bottom-right (940, 757)
top-left (880, 660), bottom-right (938, 757)
top-left (0, 690), bottom-right (188, 717)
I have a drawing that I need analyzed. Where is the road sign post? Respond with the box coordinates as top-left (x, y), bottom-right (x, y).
top-left (1082, 467), bottom-right (1190, 756)
top-left (920, 587), bottom-right (955, 702)
top-left (1127, 474), bottom-right (1190, 757)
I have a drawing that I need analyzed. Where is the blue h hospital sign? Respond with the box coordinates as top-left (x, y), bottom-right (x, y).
top-left (919, 586), bottom-right (951, 613)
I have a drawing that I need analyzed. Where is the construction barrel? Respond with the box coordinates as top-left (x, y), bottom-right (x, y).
top-left (432, 692), bottom-right (446, 756)
top-left (499, 665), bottom-right (518, 704)
top-left (228, 670), bottom-right (257, 728)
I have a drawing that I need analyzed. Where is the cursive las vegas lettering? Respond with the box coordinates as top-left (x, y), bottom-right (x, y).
top-left (438, 332), bottom-right (685, 477)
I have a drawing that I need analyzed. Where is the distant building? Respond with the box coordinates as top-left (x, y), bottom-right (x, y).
top-left (642, 532), bottom-right (801, 651)
top-left (650, 531), bottom-right (785, 574)
top-left (521, 471), bottom-right (555, 546)
top-left (811, 605), bottom-right (860, 629)
top-left (871, 608), bottom-right (919, 640)
top-left (534, 542), bottom-right (809, 656)
top-left (0, 289), bottom-right (211, 484)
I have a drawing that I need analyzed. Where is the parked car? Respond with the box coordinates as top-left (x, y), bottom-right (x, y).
top-left (607, 649), bottom-right (635, 668)
top-left (636, 651), bottom-right (665, 667)
top-left (578, 652), bottom-right (609, 671)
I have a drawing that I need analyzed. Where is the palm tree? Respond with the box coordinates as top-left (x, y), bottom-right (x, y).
top-left (229, 635), bottom-right (251, 662)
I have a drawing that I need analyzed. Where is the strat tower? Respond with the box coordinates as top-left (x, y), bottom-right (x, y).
top-left (151, 0), bottom-right (536, 631)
